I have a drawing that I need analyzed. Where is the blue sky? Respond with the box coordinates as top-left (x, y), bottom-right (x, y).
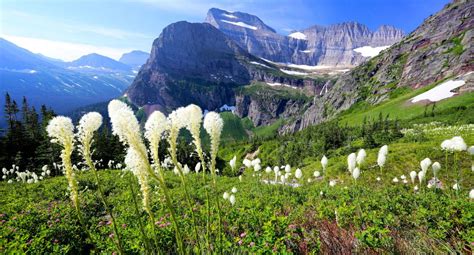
top-left (0, 0), bottom-right (450, 61)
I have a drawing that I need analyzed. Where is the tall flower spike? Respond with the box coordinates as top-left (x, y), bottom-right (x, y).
top-left (347, 153), bottom-right (356, 173)
top-left (144, 110), bottom-right (167, 170)
top-left (183, 104), bottom-right (206, 171)
top-left (77, 112), bottom-right (103, 164)
top-left (47, 116), bottom-right (78, 206)
top-left (203, 111), bottom-right (223, 178)
top-left (125, 148), bottom-right (151, 212)
top-left (321, 155), bottom-right (328, 171)
top-left (356, 149), bottom-right (366, 166)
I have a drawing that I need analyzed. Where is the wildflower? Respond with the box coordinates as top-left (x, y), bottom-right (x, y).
top-left (77, 112), bottom-right (103, 162)
top-left (450, 136), bottom-right (467, 151)
top-left (125, 148), bottom-right (151, 212)
top-left (379, 145), bottom-right (388, 156)
top-left (427, 183), bottom-right (433, 189)
top-left (195, 162), bottom-right (201, 173)
top-left (392, 177), bottom-right (399, 183)
top-left (321, 155), bottom-right (328, 171)
top-left (403, 179), bottom-right (408, 184)
top-left (230, 156), bottom-right (237, 170)
top-left (265, 166), bottom-right (272, 174)
top-left (295, 168), bottom-right (302, 179)
top-left (251, 158), bottom-right (261, 167)
top-left (352, 167), bottom-right (360, 180)
top-left (329, 180), bottom-right (336, 187)
top-left (243, 159), bottom-right (252, 168)
top-left (347, 153), bottom-right (356, 173)
top-left (238, 175), bottom-right (242, 182)
top-left (420, 158), bottom-right (431, 173)
top-left (376, 177), bottom-right (381, 182)
top-left (469, 189), bottom-right (474, 199)
top-left (229, 194), bottom-right (236, 205)
top-left (356, 149), bottom-right (366, 166)
top-left (313, 171), bottom-right (321, 178)
top-left (400, 175), bottom-right (406, 180)
top-left (432, 162), bottom-right (441, 179)
top-left (320, 191), bottom-right (324, 196)
top-left (183, 165), bottom-right (190, 175)
top-left (441, 139), bottom-right (453, 151)
top-left (223, 192), bottom-right (230, 200)
top-left (144, 110), bottom-right (167, 169)
top-left (414, 185), bottom-right (419, 192)
top-left (285, 164), bottom-right (291, 173)
top-left (418, 171), bottom-right (425, 185)
top-left (231, 187), bottom-right (238, 193)
top-left (253, 164), bottom-right (261, 172)
top-left (468, 146), bottom-right (474, 155)
top-left (47, 116), bottom-right (78, 207)
top-left (452, 183), bottom-right (460, 191)
top-left (377, 154), bottom-right (386, 169)
top-left (410, 171), bottom-right (417, 184)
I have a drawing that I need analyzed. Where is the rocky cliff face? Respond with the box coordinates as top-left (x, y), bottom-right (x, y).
top-left (126, 21), bottom-right (324, 117)
top-left (205, 8), bottom-right (404, 66)
top-left (281, 0), bottom-right (473, 133)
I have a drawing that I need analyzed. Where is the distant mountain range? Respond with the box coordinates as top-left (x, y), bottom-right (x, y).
top-left (205, 8), bottom-right (404, 66)
top-left (0, 38), bottom-right (149, 126)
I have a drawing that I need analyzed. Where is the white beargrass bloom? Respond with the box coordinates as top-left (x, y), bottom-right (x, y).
top-left (410, 171), bottom-right (417, 184)
top-left (251, 158), bottom-right (261, 167)
top-left (195, 162), bottom-right (201, 173)
top-left (450, 136), bottom-right (467, 151)
top-left (166, 107), bottom-right (188, 175)
top-left (432, 162), bottom-right (441, 178)
top-left (452, 182), bottom-right (460, 190)
top-left (400, 175), bottom-right (406, 180)
top-left (376, 177), bottom-right (381, 181)
top-left (313, 171), bottom-right (321, 178)
top-left (229, 194), bottom-right (236, 205)
top-left (403, 179), bottom-right (408, 184)
top-left (125, 148), bottom-right (151, 212)
top-left (265, 166), bottom-right (272, 174)
top-left (238, 175), bottom-right (242, 182)
top-left (414, 185), bottom-right (419, 192)
top-left (392, 177), bottom-right (399, 183)
top-left (347, 153), bottom-right (356, 173)
top-left (203, 112), bottom-right (223, 167)
top-left (469, 189), bottom-right (474, 199)
top-left (468, 146), bottom-right (474, 155)
top-left (231, 187), bottom-right (238, 193)
top-left (77, 112), bottom-right (102, 171)
top-left (285, 164), bottom-right (291, 173)
top-left (230, 156), bottom-right (237, 170)
top-left (254, 164), bottom-right (261, 172)
top-left (420, 158), bottom-right (432, 173)
top-left (183, 165), bottom-right (190, 175)
top-left (418, 171), bottom-right (426, 185)
top-left (329, 180), bottom-right (336, 187)
top-left (295, 168), bottom-right (302, 179)
top-left (47, 116), bottom-right (79, 206)
top-left (273, 166), bottom-right (279, 173)
top-left (352, 167), bottom-right (360, 180)
top-left (356, 149), bottom-right (366, 166)
top-left (377, 154), bottom-right (386, 168)
top-left (144, 110), bottom-right (167, 169)
top-left (280, 175), bottom-right (286, 184)
top-left (243, 159), bottom-right (252, 168)
top-left (427, 183), bottom-right (433, 189)
top-left (223, 192), bottom-right (230, 200)
top-left (321, 155), bottom-right (328, 170)
top-left (379, 145), bottom-right (388, 156)
top-left (441, 139), bottom-right (453, 151)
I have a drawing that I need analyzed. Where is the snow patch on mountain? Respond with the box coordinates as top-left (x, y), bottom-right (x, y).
top-left (353, 45), bottom-right (390, 57)
top-left (250, 61), bottom-right (271, 68)
top-left (221, 20), bottom-right (257, 30)
top-left (221, 13), bottom-right (237, 19)
top-left (411, 79), bottom-right (466, 103)
top-left (280, 69), bottom-right (307, 76)
top-left (288, 32), bottom-right (307, 40)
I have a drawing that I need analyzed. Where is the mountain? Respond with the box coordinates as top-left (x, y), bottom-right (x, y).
top-left (119, 50), bottom-right (150, 70)
top-left (0, 38), bottom-right (133, 126)
top-left (205, 8), bottom-right (404, 67)
top-left (126, 21), bottom-right (326, 121)
top-left (67, 53), bottom-right (132, 72)
top-left (281, 0), bottom-right (473, 133)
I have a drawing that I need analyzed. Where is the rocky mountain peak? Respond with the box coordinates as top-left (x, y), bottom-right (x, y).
top-left (205, 8), bottom-right (276, 33)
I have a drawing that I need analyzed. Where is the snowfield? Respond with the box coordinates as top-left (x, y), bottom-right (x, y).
top-left (280, 69), bottom-right (307, 76)
top-left (221, 20), bottom-right (257, 30)
top-left (353, 45), bottom-right (390, 57)
top-left (411, 79), bottom-right (466, 103)
top-left (250, 61), bottom-right (271, 69)
top-left (288, 32), bottom-right (307, 40)
top-left (221, 13), bottom-right (237, 19)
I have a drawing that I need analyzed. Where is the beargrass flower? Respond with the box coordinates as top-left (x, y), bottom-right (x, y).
top-left (243, 159), bottom-right (252, 168)
top-left (468, 146), bottom-right (474, 155)
top-left (432, 162), bottom-right (441, 179)
top-left (321, 155), bottom-right (328, 171)
top-left (265, 166), bottom-right (272, 174)
top-left (414, 185), bottom-right (419, 192)
top-left (347, 153), bottom-right (356, 173)
top-left (376, 177), bottom-right (381, 181)
top-left (47, 116), bottom-right (79, 207)
top-left (144, 110), bottom-right (167, 169)
top-left (285, 164), bottom-right (291, 173)
top-left (418, 171), bottom-right (426, 185)
top-left (231, 187), bottom-right (237, 193)
top-left (420, 158), bottom-right (432, 173)
top-left (295, 168), bottom-right (302, 179)
top-left (441, 139), bottom-right (453, 151)
top-left (253, 164), bottom-right (261, 172)
top-left (195, 162), bottom-right (201, 173)
top-left (230, 156), bottom-right (237, 170)
top-left (392, 177), bottom-right (399, 183)
top-left (452, 183), bottom-right (460, 190)
top-left (410, 171), bottom-right (417, 184)
top-left (356, 149), bottom-right (366, 166)
top-left (469, 189), bottom-right (474, 199)
top-left (450, 136), bottom-right (467, 151)
top-left (352, 167), bottom-right (360, 180)
top-left (223, 192), bottom-right (229, 200)
top-left (125, 148), bottom-right (151, 212)
top-left (229, 194), bottom-right (235, 205)
top-left (313, 171), bottom-right (321, 178)
top-left (329, 180), bottom-right (336, 187)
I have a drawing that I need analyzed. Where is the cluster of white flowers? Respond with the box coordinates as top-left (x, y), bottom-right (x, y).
top-left (402, 122), bottom-right (474, 138)
top-left (144, 110), bottom-right (167, 170)
top-left (223, 186), bottom-right (238, 205)
top-left (2, 164), bottom-right (52, 184)
top-left (124, 148), bottom-right (151, 211)
top-left (441, 136), bottom-right (467, 152)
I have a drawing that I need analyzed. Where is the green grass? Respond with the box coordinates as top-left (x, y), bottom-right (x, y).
top-left (339, 79), bottom-right (474, 125)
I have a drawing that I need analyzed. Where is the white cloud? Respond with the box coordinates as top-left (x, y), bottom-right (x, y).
top-left (2, 34), bottom-right (133, 61)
